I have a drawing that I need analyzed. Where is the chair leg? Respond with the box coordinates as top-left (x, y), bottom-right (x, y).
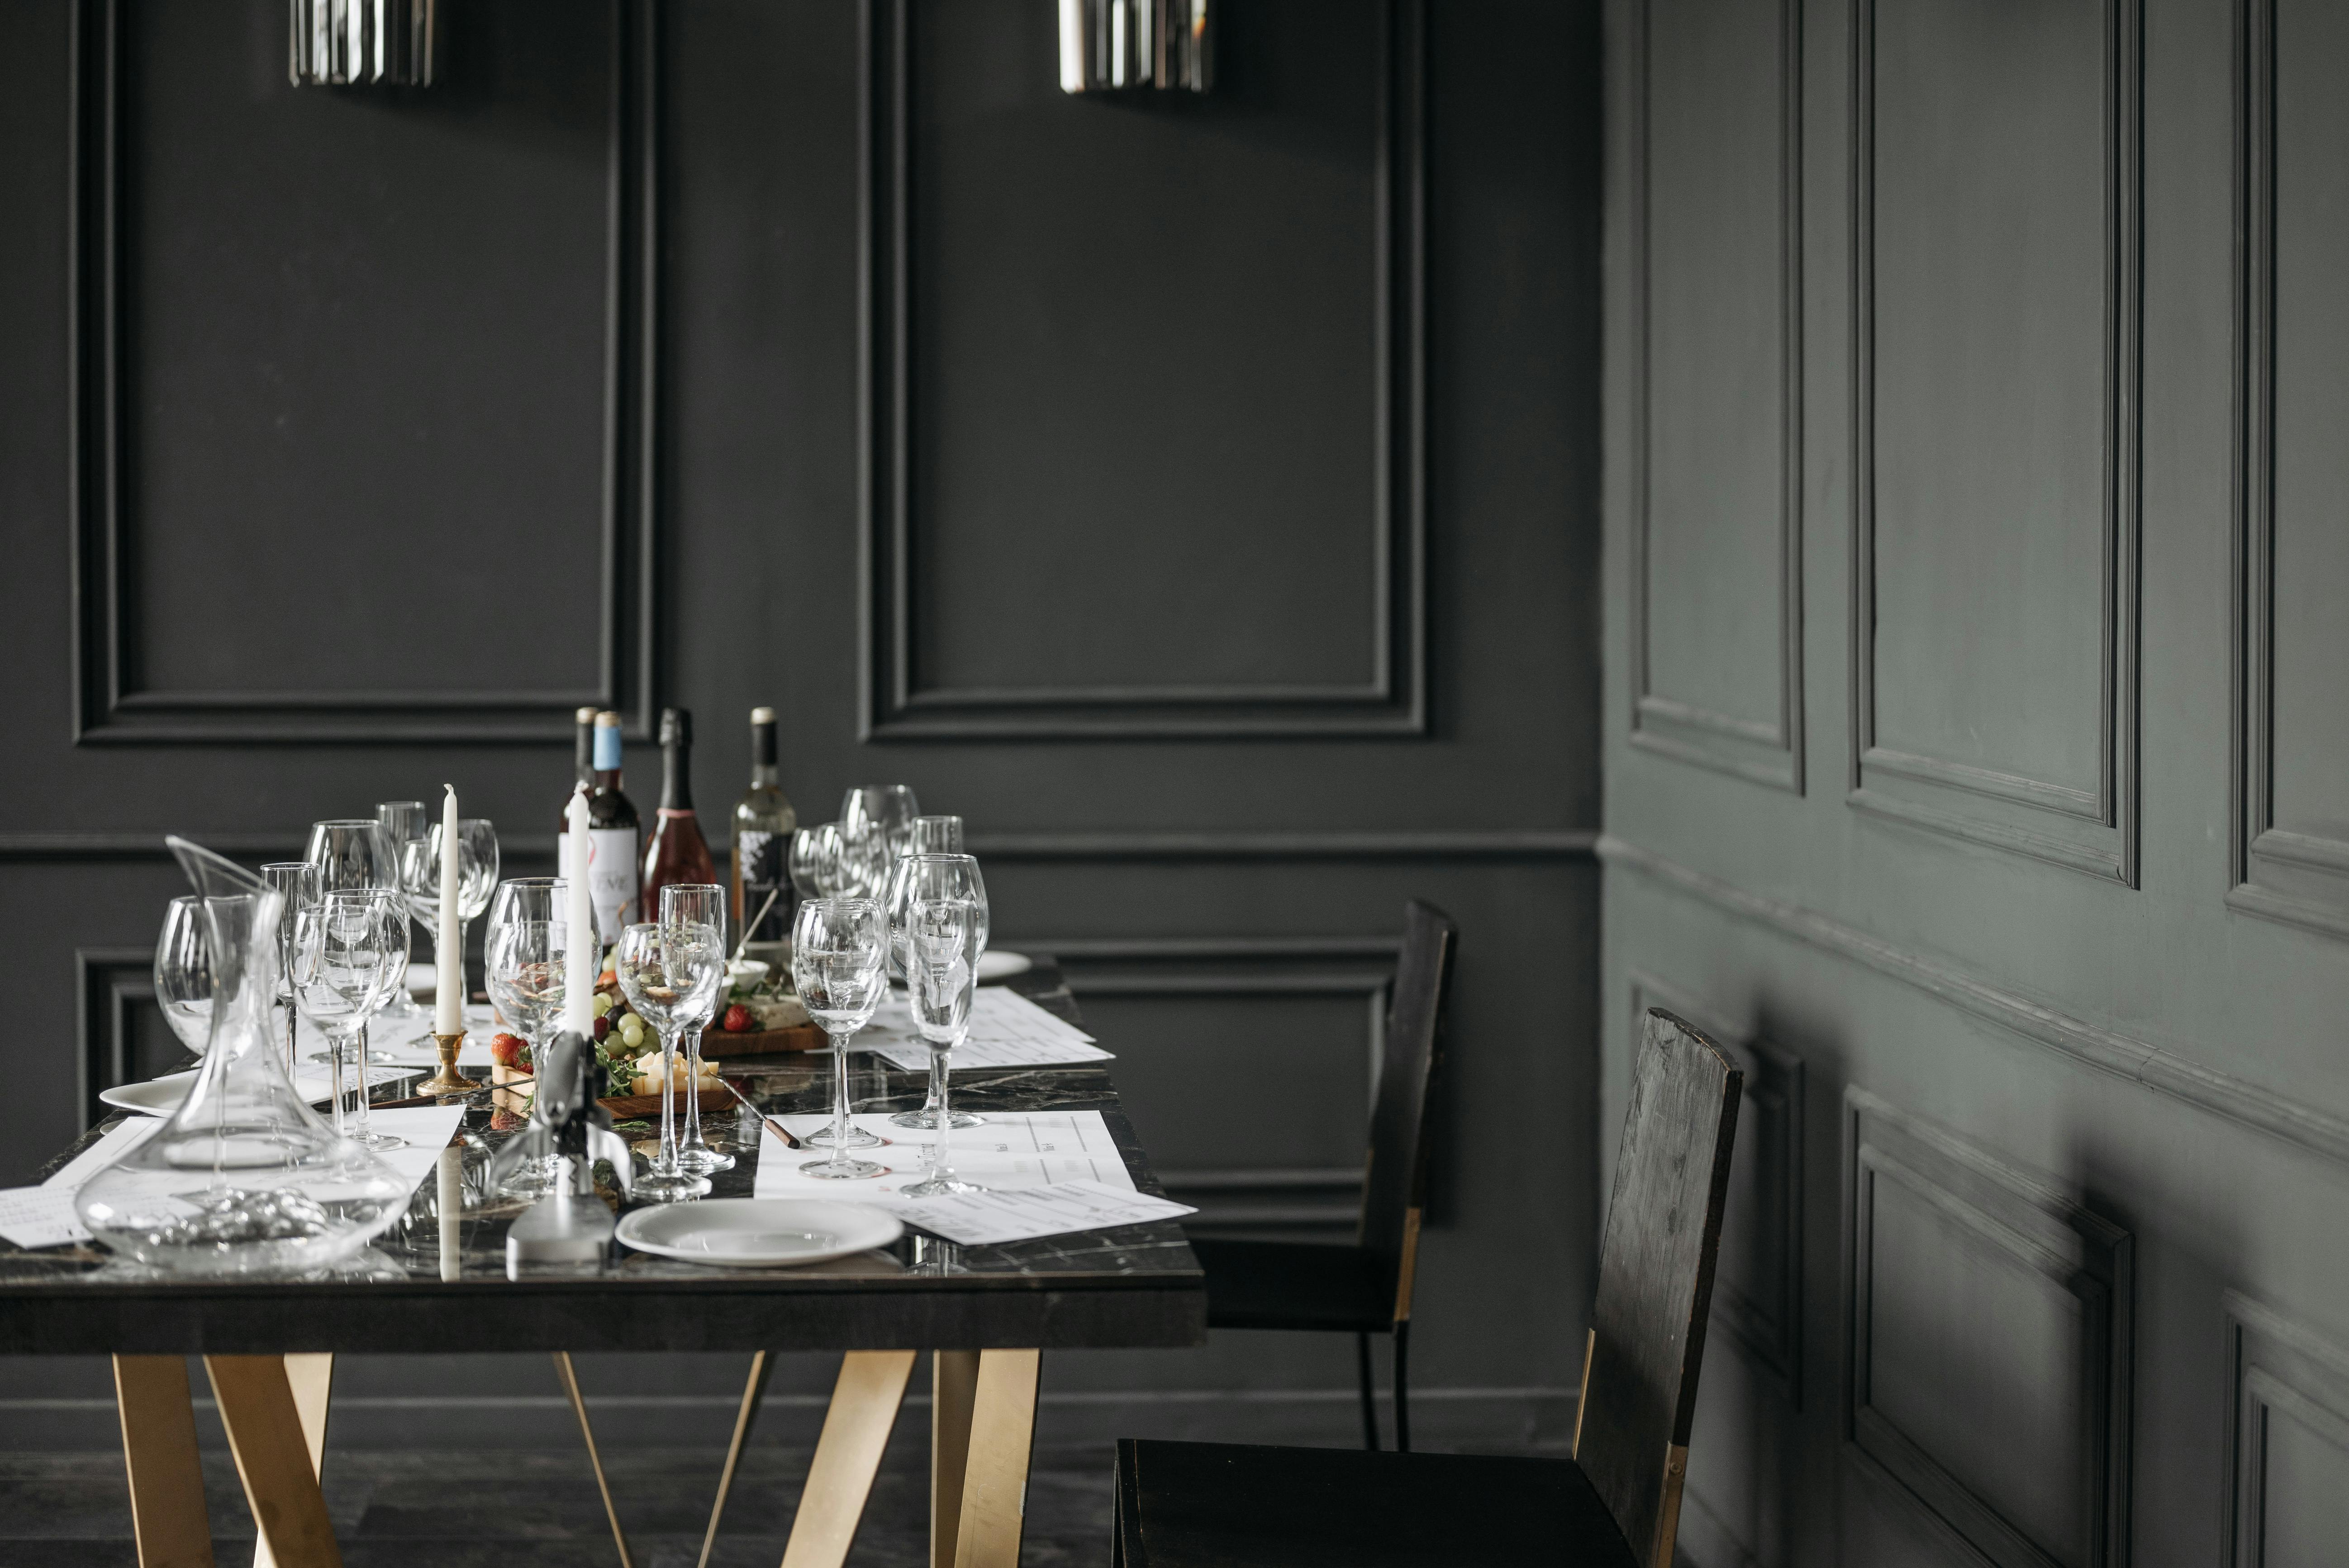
top-left (1392, 1322), bottom-right (1411, 1454)
top-left (1355, 1332), bottom-right (1380, 1451)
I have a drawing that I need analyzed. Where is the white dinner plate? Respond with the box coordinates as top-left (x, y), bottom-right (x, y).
top-left (977, 950), bottom-right (1032, 983)
top-left (615, 1198), bottom-right (904, 1268)
top-left (99, 1071), bottom-right (201, 1117)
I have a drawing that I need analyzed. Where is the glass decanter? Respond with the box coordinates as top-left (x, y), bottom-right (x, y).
top-left (76, 837), bottom-right (411, 1276)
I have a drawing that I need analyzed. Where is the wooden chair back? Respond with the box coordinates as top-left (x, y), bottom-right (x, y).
top-left (1357, 899), bottom-right (1458, 1322)
top-left (1573, 1007), bottom-right (1742, 1568)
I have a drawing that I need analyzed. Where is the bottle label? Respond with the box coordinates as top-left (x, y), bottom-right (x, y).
top-left (561, 827), bottom-right (640, 945)
top-left (736, 829), bottom-right (790, 941)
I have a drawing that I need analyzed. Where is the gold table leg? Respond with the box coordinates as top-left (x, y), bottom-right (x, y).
top-left (929, 1350), bottom-right (981, 1568)
top-left (552, 1351), bottom-right (635, 1568)
top-left (778, 1349), bottom-right (917, 1568)
top-left (697, 1349), bottom-right (775, 1568)
top-left (114, 1354), bottom-right (214, 1568)
top-left (952, 1350), bottom-right (1041, 1568)
top-left (253, 1354), bottom-right (334, 1568)
top-left (203, 1356), bottom-right (341, 1568)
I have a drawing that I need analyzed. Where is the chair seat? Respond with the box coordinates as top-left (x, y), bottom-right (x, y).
top-left (1113, 1439), bottom-right (1638, 1568)
top-left (1191, 1238), bottom-right (1391, 1334)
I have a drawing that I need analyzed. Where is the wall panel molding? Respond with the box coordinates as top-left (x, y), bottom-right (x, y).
top-left (1600, 832), bottom-right (2349, 1168)
top-left (1629, 971), bottom-right (1803, 1397)
top-left (2226, 0), bottom-right (2349, 939)
top-left (1625, 0), bottom-right (1804, 792)
top-left (75, 946), bottom-right (154, 1127)
top-left (857, 0), bottom-right (1428, 740)
top-left (2225, 1291), bottom-right (2349, 1567)
top-left (1041, 936), bottom-right (1400, 1230)
top-left (67, 0), bottom-right (661, 746)
top-left (1845, 0), bottom-right (2143, 883)
top-left (1844, 1089), bottom-right (2132, 1568)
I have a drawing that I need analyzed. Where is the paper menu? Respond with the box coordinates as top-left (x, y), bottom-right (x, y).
top-left (892, 1179), bottom-right (1195, 1245)
top-left (0, 1188), bottom-right (92, 1249)
top-left (752, 1110), bottom-right (1136, 1202)
top-left (858, 988), bottom-right (1112, 1072)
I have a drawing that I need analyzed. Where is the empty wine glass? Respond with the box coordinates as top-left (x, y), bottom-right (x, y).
top-left (661, 883), bottom-right (732, 1174)
top-left (889, 854), bottom-right (989, 1131)
top-left (791, 822), bottom-right (845, 901)
top-left (900, 895), bottom-right (982, 1197)
top-left (617, 920), bottom-right (725, 1202)
top-left (839, 786), bottom-right (920, 898)
top-left (153, 896), bottom-right (213, 1061)
top-left (403, 817), bottom-right (500, 1025)
top-left (290, 888), bottom-right (410, 1150)
top-left (884, 816), bottom-right (966, 981)
top-left (304, 819), bottom-right (403, 1069)
top-left (374, 802), bottom-right (431, 1022)
top-left (792, 898), bottom-right (889, 1179)
top-left (483, 879), bottom-right (570, 1198)
top-left (258, 861), bottom-right (320, 1073)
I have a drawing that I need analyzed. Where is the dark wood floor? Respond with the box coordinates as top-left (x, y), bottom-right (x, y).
top-left (0, 1442), bottom-right (1115, 1567)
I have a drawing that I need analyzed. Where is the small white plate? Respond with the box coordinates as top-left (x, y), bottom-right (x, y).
top-left (616, 1198), bottom-right (904, 1268)
top-left (99, 1071), bottom-right (200, 1117)
top-left (977, 950), bottom-right (1032, 983)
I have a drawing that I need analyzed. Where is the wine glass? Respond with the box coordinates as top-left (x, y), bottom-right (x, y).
top-left (258, 861), bottom-right (321, 1074)
top-left (900, 894), bottom-right (983, 1197)
top-left (484, 879), bottom-right (570, 1057)
top-left (792, 898), bottom-right (889, 1179)
top-left (883, 816), bottom-right (966, 981)
top-left (290, 888), bottom-right (410, 1150)
top-left (616, 921), bottom-right (725, 1202)
top-left (152, 896), bottom-right (213, 1060)
top-left (889, 854), bottom-right (989, 1131)
top-left (403, 818), bottom-right (500, 1026)
top-left (839, 786), bottom-right (920, 897)
top-left (373, 802), bottom-right (431, 1022)
top-left (661, 883), bottom-right (733, 1174)
top-left (305, 819), bottom-right (404, 1069)
top-left (791, 822), bottom-right (846, 900)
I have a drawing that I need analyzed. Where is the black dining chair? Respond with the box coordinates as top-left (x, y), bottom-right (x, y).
top-left (1185, 899), bottom-right (1456, 1452)
top-left (1112, 1007), bottom-right (1742, 1568)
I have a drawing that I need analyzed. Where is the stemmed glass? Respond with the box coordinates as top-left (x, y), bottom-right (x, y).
top-left (661, 884), bottom-right (733, 1174)
top-left (153, 897), bottom-right (213, 1060)
top-left (792, 898), bottom-right (889, 1179)
top-left (790, 822), bottom-right (846, 900)
top-left (258, 862), bottom-right (320, 1073)
top-left (290, 888), bottom-right (410, 1150)
top-left (482, 879), bottom-right (570, 1197)
top-left (889, 854), bottom-right (989, 1132)
top-left (839, 786), bottom-right (920, 898)
top-left (616, 920), bottom-right (724, 1202)
top-left (884, 816), bottom-right (965, 980)
top-left (402, 817), bottom-right (500, 1023)
top-left (901, 893), bottom-right (983, 1197)
top-left (304, 819), bottom-right (402, 1077)
top-left (373, 801), bottom-right (431, 1022)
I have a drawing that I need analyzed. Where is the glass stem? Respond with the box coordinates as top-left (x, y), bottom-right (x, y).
top-left (347, 1021), bottom-right (375, 1141)
top-left (917, 1064), bottom-right (944, 1127)
top-left (683, 1023), bottom-right (706, 1151)
top-left (282, 996), bottom-right (299, 1077)
top-left (828, 1027), bottom-right (856, 1169)
top-left (328, 1027), bottom-right (352, 1136)
top-left (656, 1027), bottom-right (680, 1174)
top-left (932, 1049), bottom-right (954, 1182)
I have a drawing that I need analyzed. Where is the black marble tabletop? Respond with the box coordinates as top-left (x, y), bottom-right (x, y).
top-left (0, 961), bottom-right (1205, 1356)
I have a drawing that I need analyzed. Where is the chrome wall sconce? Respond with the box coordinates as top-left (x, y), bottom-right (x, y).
top-left (1059, 0), bottom-right (1213, 95)
top-left (290, 0), bottom-right (438, 87)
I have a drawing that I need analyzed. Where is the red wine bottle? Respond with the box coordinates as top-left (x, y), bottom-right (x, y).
top-left (560, 710), bottom-right (641, 949)
top-left (642, 706), bottom-right (719, 921)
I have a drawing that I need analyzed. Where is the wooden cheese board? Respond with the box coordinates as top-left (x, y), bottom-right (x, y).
top-left (697, 1021), bottom-right (826, 1057)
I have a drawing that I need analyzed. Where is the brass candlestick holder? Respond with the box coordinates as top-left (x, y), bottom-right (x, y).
top-left (420, 1031), bottom-right (483, 1097)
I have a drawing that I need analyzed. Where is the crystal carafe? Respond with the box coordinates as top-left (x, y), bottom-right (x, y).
top-left (75, 838), bottom-right (410, 1275)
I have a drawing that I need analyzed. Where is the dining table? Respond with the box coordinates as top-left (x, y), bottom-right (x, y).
top-left (0, 959), bottom-right (1205, 1568)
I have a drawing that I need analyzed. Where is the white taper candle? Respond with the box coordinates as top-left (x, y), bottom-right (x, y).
top-left (435, 784), bottom-right (463, 1035)
top-left (565, 785), bottom-right (597, 1036)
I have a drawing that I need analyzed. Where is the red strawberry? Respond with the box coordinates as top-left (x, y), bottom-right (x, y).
top-left (489, 1032), bottom-right (529, 1068)
top-left (721, 1003), bottom-right (755, 1032)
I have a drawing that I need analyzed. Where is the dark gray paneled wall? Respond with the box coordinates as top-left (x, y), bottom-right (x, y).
top-left (1608, 0), bottom-right (2349, 1563)
top-left (0, 0), bottom-right (1600, 1445)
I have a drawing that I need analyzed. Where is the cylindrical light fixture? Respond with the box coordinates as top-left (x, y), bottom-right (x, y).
top-left (290, 0), bottom-right (438, 87)
top-left (1059, 0), bottom-right (1212, 95)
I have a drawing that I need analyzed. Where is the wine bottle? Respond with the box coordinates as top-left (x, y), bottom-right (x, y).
top-left (642, 706), bottom-right (719, 923)
top-left (731, 705), bottom-right (799, 965)
top-left (559, 710), bottom-right (641, 948)
top-left (570, 705), bottom-right (598, 795)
